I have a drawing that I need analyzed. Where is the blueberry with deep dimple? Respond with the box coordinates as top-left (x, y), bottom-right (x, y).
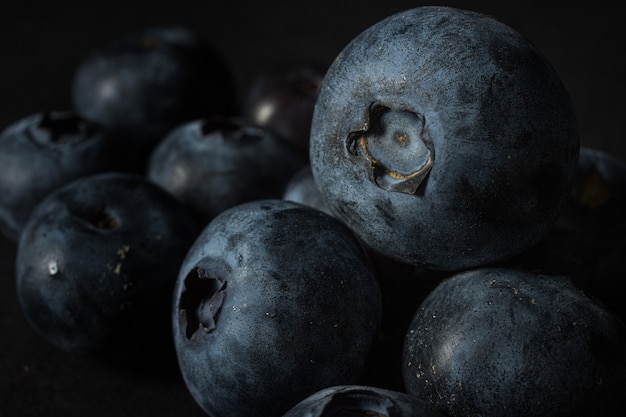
top-left (402, 267), bottom-right (626, 417)
top-left (15, 172), bottom-right (201, 369)
top-left (0, 110), bottom-right (129, 242)
top-left (281, 385), bottom-right (445, 417)
top-left (309, 6), bottom-right (580, 270)
top-left (172, 199), bottom-right (382, 417)
top-left (71, 25), bottom-right (237, 158)
top-left (147, 116), bottom-right (306, 223)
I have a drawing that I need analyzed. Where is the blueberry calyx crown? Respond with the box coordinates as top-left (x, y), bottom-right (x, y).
top-left (179, 264), bottom-right (227, 340)
top-left (347, 103), bottom-right (432, 194)
top-left (30, 111), bottom-right (98, 144)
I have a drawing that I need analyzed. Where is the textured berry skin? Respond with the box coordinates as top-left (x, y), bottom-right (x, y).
top-left (15, 173), bottom-right (201, 367)
top-left (309, 6), bottom-right (579, 270)
top-left (281, 385), bottom-right (445, 417)
top-left (402, 267), bottom-right (626, 417)
top-left (172, 199), bottom-right (382, 417)
top-left (0, 111), bottom-right (128, 242)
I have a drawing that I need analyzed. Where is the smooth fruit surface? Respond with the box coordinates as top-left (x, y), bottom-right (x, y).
top-left (172, 199), bottom-right (382, 417)
top-left (309, 6), bottom-right (579, 270)
top-left (402, 267), bottom-right (626, 417)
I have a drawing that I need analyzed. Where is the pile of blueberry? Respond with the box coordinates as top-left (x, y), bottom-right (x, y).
top-left (2, 6), bottom-right (625, 417)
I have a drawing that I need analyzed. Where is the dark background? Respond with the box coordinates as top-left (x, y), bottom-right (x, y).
top-left (1, 1), bottom-right (624, 416)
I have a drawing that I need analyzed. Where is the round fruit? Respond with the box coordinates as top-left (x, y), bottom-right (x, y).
top-left (147, 116), bottom-right (306, 223)
top-left (15, 172), bottom-right (201, 366)
top-left (402, 267), bottom-right (626, 416)
top-left (309, 6), bottom-right (579, 270)
top-left (172, 199), bottom-right (382, 417)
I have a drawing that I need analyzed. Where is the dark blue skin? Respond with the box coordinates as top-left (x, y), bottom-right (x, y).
top-left (71, 25), bottom-right (237, 161)
top-left (172, 199), bottom-right (382, 417)
top-left (243, 64), bottom-right (325, 154)
top-left (309, 6), bottom-right (580, 270)
top-left (0, 110), bottom-right (129, 242)
top-left (281, 385), bottom-right (445, 417)
top-left (15, 172), bottom-right (201, 369)
top-left (503, 146), bottom-right (626, 321)
top-left (402, 267), bottom-right (626, 417)
top-left (147, 116), bottom-right (306, 224)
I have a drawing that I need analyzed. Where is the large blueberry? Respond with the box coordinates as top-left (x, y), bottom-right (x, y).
top-left (402, 267), bottom-right (626, 416)
top-left (282, 385), bottom-right (445, 417)
top-left (172, 199), bottom-right (382, 417)
top-left (147, 116), bottom-right (306, 223)
top-left (15, 172), bottom-right (201, 368)
top-left (71, 25), bottom-right (237, 158)
top-left (0, 110), bottom-right (128, 242)
top-left (309, 6), bottom-right (579, 270)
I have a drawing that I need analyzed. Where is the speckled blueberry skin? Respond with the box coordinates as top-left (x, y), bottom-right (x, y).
top-left (309, 6), bottom-right (580, 270)
top-left (172, 199), bottom-right (382, 417)
top-left (281, 385), bottom-right (445, 417)
top-left (0, 111), bottom-right (128, 242)
top-left (402, 267), bottom-right (626, 417)
top-left (147, 117), bottom-right (306, 223)
top-left (15, 173), bottom-right (201, 367)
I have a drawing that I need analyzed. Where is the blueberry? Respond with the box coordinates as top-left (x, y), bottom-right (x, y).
top-left (71, 25), bottom-right (237, 159)
top-left (503, 146), bottom-right (626, 321)
top-left (172, 199), bottom-right (382, 417)
top-left (282, 385), bottom-right (445, 417)
top-left (0, 110), bottom-right (129, 242)
top-left (147, 116), bottom-right (306, 223)
top-left (309, 6), bottom-right (580, 270)
top-left (15, 172), bottom-right (201, 368)
top-left (243, 64), bottom-right (324, 153)
top-left (402, 267), bottom-right (626, 416)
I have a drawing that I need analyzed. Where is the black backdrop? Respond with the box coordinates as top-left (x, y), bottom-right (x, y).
top-left (1, 1), bottom-right (624, 416)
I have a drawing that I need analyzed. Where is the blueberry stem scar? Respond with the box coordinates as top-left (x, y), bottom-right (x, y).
top-left (347, 104), bottom-right (433, 194)
top-left (179, 267), bottom-right (227, 340)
